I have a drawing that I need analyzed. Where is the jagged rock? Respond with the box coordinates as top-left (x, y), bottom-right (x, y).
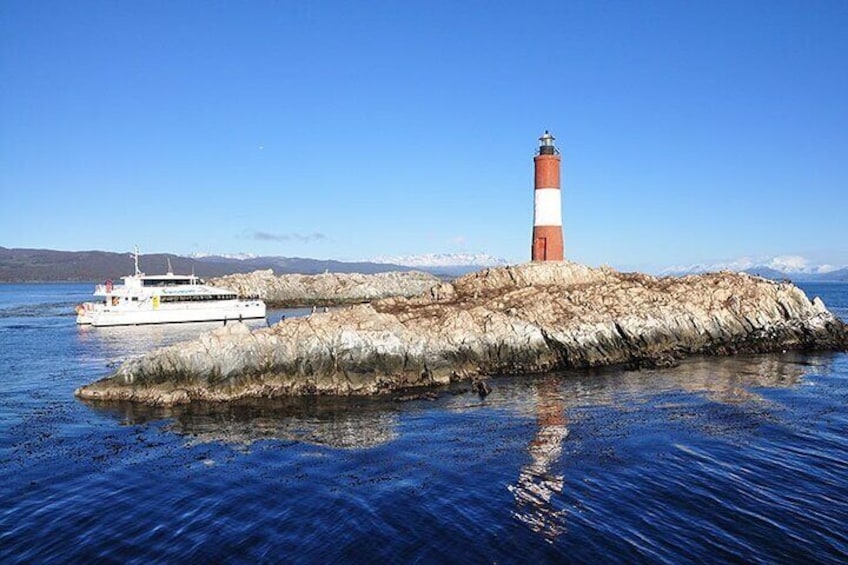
top-left (472, 378), bottom-right (492, 397)
top-left (208, 269), bottom-right (440, 307)
top-left (76, 262), bottom-right (848, 406)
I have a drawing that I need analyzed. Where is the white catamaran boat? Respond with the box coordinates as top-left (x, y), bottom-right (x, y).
top-left (76, 249), bottom-right (266, 327)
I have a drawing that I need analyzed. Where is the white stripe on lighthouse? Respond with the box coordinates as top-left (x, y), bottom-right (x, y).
top-left (533, 188), bottom-right (562, 226)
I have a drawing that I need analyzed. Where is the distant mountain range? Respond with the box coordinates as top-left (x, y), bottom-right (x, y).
top-left (660, 257), bottom-right (848, 282)
top-left (371, 252), bottom-right (509, 276)
top-left (742, 266), bottom-right (848, 282)
top-left (0, 247), bottom-right (417, 282)
top-left (372, 253), bottom-right (508, 268)
top-left (3, 246), bottom-right (845, 283)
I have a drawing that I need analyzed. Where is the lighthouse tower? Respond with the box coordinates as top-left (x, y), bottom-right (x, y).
top-left (531, 131), bottom-right (564, 261)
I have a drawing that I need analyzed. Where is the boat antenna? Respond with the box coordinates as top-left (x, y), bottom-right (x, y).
top-left (167, 257), bottom-right (173, 275)
top-left (133, 246), bottom-right (141, 276)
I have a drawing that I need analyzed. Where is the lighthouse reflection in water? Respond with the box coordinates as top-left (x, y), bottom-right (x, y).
top-left (509, 379), bottom-right (568, 540)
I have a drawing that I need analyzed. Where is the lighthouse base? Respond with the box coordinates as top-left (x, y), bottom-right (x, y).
top-left (531, 226), bottom-right (564, 262)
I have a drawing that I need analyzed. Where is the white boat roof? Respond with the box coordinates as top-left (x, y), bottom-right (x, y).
top-left (132, 273), bottom-right (199, 281)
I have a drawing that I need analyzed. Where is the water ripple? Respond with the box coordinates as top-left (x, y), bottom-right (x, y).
top-left (2, 284), bottom-right (848, 562)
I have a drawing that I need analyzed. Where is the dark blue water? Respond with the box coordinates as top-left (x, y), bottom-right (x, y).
top-left (2, 282), bottom-right (847, 563)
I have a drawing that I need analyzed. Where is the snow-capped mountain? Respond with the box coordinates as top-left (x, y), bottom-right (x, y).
top-left (372, 253), bottom-right (509, 268)
top-left (185, 252), bottom-right (258, 261)
top-left (660, 255), bottom-right (846, 280)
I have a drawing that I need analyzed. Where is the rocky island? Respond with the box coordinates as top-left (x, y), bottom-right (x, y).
top-left (76, 262), bottom-right (848, 406)
top-left (208, 269), bottom-right (441, 307)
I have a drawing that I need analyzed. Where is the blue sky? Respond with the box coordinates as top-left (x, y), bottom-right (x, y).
top-left (2, 1), bottom-right (847, 270)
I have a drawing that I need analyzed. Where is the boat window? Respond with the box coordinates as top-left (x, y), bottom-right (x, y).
top-left (142, 278), bottom-right (193, 287)
top-left (160, 293), bottom-right (238, 303)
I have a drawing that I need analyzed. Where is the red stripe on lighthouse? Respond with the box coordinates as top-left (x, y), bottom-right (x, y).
top-left (534, 155), bottom-right (560, 189)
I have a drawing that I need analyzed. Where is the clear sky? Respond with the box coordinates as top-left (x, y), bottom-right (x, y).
top-left (2, 1), bottom-right (847, 271)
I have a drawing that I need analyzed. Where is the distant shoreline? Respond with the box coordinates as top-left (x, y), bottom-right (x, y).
top-left (0, 246), bottom-right (483, 283)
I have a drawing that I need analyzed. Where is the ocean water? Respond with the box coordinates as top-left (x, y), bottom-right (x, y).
top-left (1, 282), bottom-right (847, 563)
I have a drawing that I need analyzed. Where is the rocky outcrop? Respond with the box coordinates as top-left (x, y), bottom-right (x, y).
top-left (208, 269), bottom-right (440, 307)
top-left (76, 262), bottom-right (848, 406)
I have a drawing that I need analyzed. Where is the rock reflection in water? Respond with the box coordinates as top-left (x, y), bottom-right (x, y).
top-left (491, 352), bottom-right (830, 420)
top-left (81, 396), bottom-right (399, 449)
top-left (504, 352), bottom-right (831, 541)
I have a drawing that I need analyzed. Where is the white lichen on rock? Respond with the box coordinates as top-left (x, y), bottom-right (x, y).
top-left (208, 269), bottom-right (440, 306)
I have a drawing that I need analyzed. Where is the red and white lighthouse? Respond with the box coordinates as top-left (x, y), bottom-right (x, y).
top-left (531, 131), bottom-right (564, 261)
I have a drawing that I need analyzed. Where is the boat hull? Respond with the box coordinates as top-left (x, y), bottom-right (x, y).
top-left (76, 301), bottom-right (266, 327)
